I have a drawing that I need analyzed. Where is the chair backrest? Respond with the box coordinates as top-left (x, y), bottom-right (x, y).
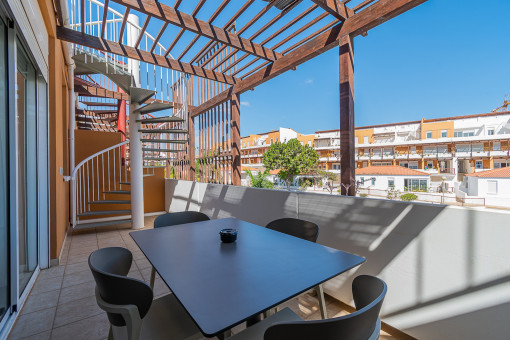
top-left (88, 247), bottom-right (153, 326)
top-left (264, 275), bottom-right (387, 340)
top-left (154, 211), bottom-right (210, 229)
top-left (265, 218), bottom-right (319, 243)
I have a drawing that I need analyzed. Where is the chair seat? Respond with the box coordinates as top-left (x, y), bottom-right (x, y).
top-left (228, 308), bottom-right (302, 340)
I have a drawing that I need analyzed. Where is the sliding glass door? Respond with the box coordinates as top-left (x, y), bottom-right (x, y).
top-left (0, 14), bottom-right (9, 324)
top-left (16, 43), bottom-right (38, 294)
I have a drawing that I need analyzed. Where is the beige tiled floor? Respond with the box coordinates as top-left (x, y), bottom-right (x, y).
top-left (7, 217), bottom-right (396, 340)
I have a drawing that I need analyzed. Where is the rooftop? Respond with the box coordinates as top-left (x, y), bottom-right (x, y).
top-left (356, 165), bottom-right (430, 176)
top-left (465, 167), bottom-right (510, 178)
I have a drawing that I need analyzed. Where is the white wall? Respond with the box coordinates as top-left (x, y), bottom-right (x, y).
top-left (165, 179), bottom-right (510, 340)
top-left (356, 174), bottom-right (429, 192)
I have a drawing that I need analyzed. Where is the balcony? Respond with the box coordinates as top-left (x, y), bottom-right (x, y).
top-left (490, 150), bottom-right (509, 157)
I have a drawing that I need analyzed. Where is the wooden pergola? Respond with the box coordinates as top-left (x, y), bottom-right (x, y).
top-left (56, 0), bottom-right (427, 195)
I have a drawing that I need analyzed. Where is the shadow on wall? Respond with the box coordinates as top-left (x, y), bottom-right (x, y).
top-left (164, 179), bottom-right (510, 339)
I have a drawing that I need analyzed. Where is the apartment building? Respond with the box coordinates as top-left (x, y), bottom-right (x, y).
top-left (241, 127), bottom-right (315, 169)
top-left (315, 111), bottom-right (510, 189)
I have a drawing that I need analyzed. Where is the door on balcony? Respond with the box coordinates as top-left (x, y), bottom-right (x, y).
top-left (0, 15), bottom-right (9, 324)
top-left (16, 44), bottom-right (38, 294)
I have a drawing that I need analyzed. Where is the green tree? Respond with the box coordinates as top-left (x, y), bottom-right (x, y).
top-left (263, 139), bottom-right (319, 190)
top-left (246, 169), bottom-right (273, 189)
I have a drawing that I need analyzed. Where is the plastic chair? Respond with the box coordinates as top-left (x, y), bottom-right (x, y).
top-left (228, 275), bottom-right (387, 340)
top-left (150, 211), bottom-right (210, 288)
top-left (265, 218), bottom-right (326, 318)
top-left (88, 247), bottom-right (200, 340)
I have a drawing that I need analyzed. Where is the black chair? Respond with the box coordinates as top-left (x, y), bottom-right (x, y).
top-left (264, 218), bottom-right (326, 318)
top-left (228, 275), bottom-right (387, 340)
top-left (89, 247), bottom-right (200, 340)
top-left (150, 211), bottom-right (210, 288)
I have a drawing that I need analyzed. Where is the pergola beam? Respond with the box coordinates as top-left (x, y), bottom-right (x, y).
top-left (57, 26), bottom-right (237, 85)
top-left (190, 0), bottom-right (427, 118)
top-left (110, 0), bottom-right (281, 62)
top-left (310, 0), bottom-right (354, 20)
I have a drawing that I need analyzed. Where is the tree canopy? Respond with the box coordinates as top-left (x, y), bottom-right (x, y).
top-left (263, 139), bottom-right (319, 190)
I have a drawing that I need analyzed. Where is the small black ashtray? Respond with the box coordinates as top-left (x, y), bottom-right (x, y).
top-left (219, 229), bottom-right (237, 243)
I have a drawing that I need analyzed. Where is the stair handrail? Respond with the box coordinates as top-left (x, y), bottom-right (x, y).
top-left (70, 140), bottom-right (130, 228)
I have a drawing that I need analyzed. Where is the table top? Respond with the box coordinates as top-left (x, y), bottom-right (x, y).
top-left (130, 218), bottom-right (365, 337)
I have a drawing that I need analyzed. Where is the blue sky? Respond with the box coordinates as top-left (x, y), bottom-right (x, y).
top-left (238, 0), bottom-right (510, 136)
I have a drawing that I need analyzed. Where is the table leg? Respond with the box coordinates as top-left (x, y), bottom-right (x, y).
top-left (217, 329), bottom-right (232, 339)
top-left (246, 313), bottom-right (263, 327)
top-left (315, 284), bottom-right (328, 319)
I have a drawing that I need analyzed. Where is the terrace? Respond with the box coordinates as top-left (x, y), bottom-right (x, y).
top-left (3, 0), bottom-right (510, 339)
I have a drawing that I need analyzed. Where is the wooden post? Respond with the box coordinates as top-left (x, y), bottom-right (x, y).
top-left (188, 115), bottom-right (195, 181)
top-left (339, 35), bottom-right (355, 196)
top-left (231, 92), bottom-right (241, 186)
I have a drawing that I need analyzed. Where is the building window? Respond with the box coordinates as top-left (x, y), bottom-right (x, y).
top-left (427, 162), bottom-right (433, 169)
top-left (270, 138), bottom-right (273, 144)
top-left (488, 129), bottom-right (495, 136)
top-left (371, 178), bottom-right (375, 185)
top-left (410, 146), bottom-right (416, 154)
top-left (388, 178), bottom-right (395, 188)
top-left (308, 141), bottom-right (311, 146)
top-left (404, 178), bottom-right (427, 191)
top-left (463, 131), bottom-right (475, 137)
top-left (487, 180), bottom-right (498, 194)
top-left (364, 136), bottom-right (369, 144)
top-left (275, 137), bottom-right (278, 142)
top-left (454, 131), bottom-right (462, 138)
top-left (493, 142), bottom-right (501, 151)
top-left (475, 161), bottom-right (483, 169)
top-left (441, 130), bottom-right (447, 138)
top-left (426, 131), bottom-right (432, 139)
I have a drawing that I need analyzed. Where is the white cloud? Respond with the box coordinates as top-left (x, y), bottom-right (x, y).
top-left (305, 78), bottom-right (314, 84)
top-left (240, 101), bottom-right (251, 107)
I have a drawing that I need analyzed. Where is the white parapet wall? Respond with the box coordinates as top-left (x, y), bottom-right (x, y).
top-left (165, 179), bottom-right (510, 340)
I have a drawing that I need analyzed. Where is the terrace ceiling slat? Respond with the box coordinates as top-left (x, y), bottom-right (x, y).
top-left (191, 0), bottom-right (428, 118)
top-left (190, 0), bottom-right (255, 65)
top-left (57, 26), bottom-right (237, 85)
top-left (150, 22), bottom-right (168, 54)
top-left (118, 8), bottom-right (130, 43)
top-left (212, 0), bottom-right (302, 72)
top-left (177, 0), bottom-right (231, 62)
top-left (353, 0), bottom-right (377, 12)
top-left (110, 0), bottom-right (281, 62)
top-left (219, 3), bottom-right (320, 73)
top-left (310, 0), bottom-right (354, 20)
top-left (134, 16), bottom-right (150, 49)
top-left (199, 1), bottom-right (275, 67)
top-left (100, 0), bottom-right (110, 38)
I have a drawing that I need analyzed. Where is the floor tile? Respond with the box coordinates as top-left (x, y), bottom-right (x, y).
top-left (62, 269), bottom-right (95, 288)
top-left (18, 330), bottom-right (51, 340)
top-left (21, 289), bottom-right (60, 314)
top-left (30, 275), bottom-right (63, 295)
top-left (58, 280), bottom-right (96, 306)
top-left (65, 261), bottom-right (91, 276)
top-left (54, 296), bottom-right (103, 328)
top-left (8, 307), bottom-right (56, 339)
top-left (50, 313), bottom-right (110, 340)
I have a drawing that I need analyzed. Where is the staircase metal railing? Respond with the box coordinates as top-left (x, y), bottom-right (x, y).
top-left (70, 140), bottom-right (130, 228)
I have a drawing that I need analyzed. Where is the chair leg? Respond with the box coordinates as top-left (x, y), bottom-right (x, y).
top-left (315, 284), bottom-right (328, 319)
top-left (217, 329), bottom-right (232, 339)
top-left (108, 325), bottom-right (113, 340)
top-left (150, 267), bottom-right (156, 289)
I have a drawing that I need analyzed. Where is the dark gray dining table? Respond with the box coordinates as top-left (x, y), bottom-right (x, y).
top-left (130, 217), bottom-right (365, 338)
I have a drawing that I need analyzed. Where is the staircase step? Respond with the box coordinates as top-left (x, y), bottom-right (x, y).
top-left (143, 157), bottom-right (173, 161)
top-left (139, 129), bottom-right (188, 134)
top-left (134, 101), bottom-right (173, 114)
top-left (136, 116), bottom-right (185, 124)
top-left (142, 148), bottom-right (182, 153)
top-left (141, 139), bottom-right (187, 144)
top-left (78, 210), bottom-right (131, 217)
top-left (81, 101), bottom-right (118, 107)
top-left (89, 109), bottom-right (118, 115)
top-left (89, 200), bottom-right (130, 204)
top-left (103, 190), bottom-right (131, 195)
top-left (74, 218), bottom-right (132, 230)
top-left (130, 87), bottom-right (155, 104)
